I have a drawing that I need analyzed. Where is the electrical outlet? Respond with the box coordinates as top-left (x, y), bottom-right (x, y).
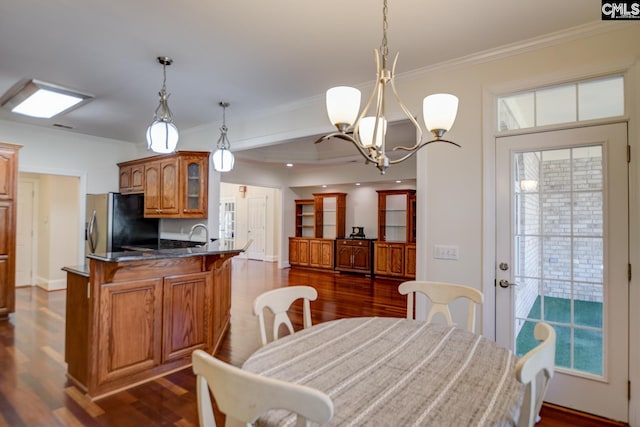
top-left (433, 245), bottom-right (459, 260)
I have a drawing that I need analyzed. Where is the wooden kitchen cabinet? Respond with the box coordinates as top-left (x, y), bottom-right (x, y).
top-left (374, 241), bottom-right (406, 277)
top-left (405, 243), bottom-right (416, 278)
top-left (211, 254), bottom-right (232, 351)
top-left (179, 153), bottom-right (208, 217)
top-left (289, 237), bottom-right (334, 270)
top-left (162, 272), bottom-right (211, 362)
top-left (295, 199), bottom-right (315, 238)
top-left (118, 151), bottom-right (209, 218)
top-left (309, 239), bottom-right (334, 269)
top-left (289, 193), bottom-right (344, 271)
top-left (289, 237), bottom-right (309, 267)
top-left (144, 157), bottom-right (180, 216)
top-left (97, 277), bottom-right (163, 385)
top-left (374, 189), bottom-right (416, 279)
top-left (313, 193), bottom-right (346, 239)
top-left (118, 161), bottom-right (145, 194)
top-left (0, 142), bottom-right (19, 320)
top-left (66, 250), bottom-right (239, 399)
top-left (336, 239), bottom-right (373, 275)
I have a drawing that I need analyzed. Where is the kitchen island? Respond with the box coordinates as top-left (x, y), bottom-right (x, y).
top-left (63, 240), bottom-right (244, 400)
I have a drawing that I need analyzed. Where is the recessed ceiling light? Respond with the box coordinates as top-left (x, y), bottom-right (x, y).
top-left (0, 79), bottom-right (92, 119)
top-left (355, 183), bottom-right (361, 186)
top-left (322, 185), bottom-right (327, 188)
top-left (396, 180), bottom-right (402, 183)
top-left (286, 163), bottom-right (294, 167)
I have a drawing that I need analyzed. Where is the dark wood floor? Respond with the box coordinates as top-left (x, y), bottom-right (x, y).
top-left (0, 259), bottom-right (627, 426)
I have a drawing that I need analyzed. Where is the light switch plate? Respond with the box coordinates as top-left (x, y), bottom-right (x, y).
top-left (433, 245), bottom-right (459, 260)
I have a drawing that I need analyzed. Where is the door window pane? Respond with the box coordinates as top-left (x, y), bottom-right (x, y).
top-left (536, 85), bottom-right (576, 126)
top-left (514, 145), bottom-right (604, 376)
top-left (498, 92), bottom-right (534, 130)
top-left (578, 76), bottom-right (624, 121)
top-left (497, 75), bottom-right (624, 131)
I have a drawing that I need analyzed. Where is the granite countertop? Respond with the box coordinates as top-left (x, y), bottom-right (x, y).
top-left (61, 264), bottom-right (90, 277)
top-left (86, 239), bottom-right (250, 263)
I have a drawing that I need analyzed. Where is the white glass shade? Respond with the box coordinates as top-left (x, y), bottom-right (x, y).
top-left (212, 148), bottom-right (235, 172)
top-left (359, 116), bottom-right (387, 148)
top-left (423, 93), bottom-right (459, 132)
top-left (326, 86), bottom-right (361, 127)
top-left (146, 120), bottom-right (179, 153)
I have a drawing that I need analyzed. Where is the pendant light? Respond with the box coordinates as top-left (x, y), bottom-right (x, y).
top-left (146, 56), bottom-right (179, 154)
top-left (316, 0), bottom-right (460, 174)
top-left (212, 101), bottom-right (235, 172)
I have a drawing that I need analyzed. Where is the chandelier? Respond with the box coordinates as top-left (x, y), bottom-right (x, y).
top-left (146, 56), bottom-right (179, 154)
top-left (316, 0), bottom-right (460, 174)
top-left (212, 101), bottom-right (235, 172)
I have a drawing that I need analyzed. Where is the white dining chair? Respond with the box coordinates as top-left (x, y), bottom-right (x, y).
top-left (515, 322), bottom-right (556, 427)
top-left (253, 285), bottom-right (318, 346)
top-left (192, 349), bottom-right (333, 427)
top-left (398, 280), bottom-right (484, 333)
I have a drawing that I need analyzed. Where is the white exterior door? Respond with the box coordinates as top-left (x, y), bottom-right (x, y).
top-left (246, 196), bottom-right (266, 260)
top-left (495, 123), bottom-right (628, 421)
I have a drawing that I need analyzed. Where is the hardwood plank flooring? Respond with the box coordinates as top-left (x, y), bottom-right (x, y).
top-left (0, 259), bottom-right (627, 426)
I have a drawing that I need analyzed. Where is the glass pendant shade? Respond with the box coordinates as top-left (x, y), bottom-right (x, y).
top-left (423, 93), bottom-right (459, 132)
top-left (359, 116), bottom-right (387, 148)
top-left (326, 86), bottom-right (361, 127)
top-left (212, 148), bottom-right (235, 172)
top-left (146, 120), bottom-right (179, 154)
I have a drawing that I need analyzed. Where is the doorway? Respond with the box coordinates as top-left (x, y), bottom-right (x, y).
top-left (495, 124), bottom-right (629, 421)
top-left (16, 173), bottom-right (80, 290)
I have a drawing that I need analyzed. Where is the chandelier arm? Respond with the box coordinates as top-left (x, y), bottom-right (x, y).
top-left (389, 53), bottom-right (423, 147)
top-left (315, 132), bottom-right (378, 163)
top-left (388, 138), bottom-right (461, 165)
top-left (353, 49), bottom-right (383, 140)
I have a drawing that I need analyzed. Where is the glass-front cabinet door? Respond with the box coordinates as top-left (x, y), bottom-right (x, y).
top-left (180, 153), bottom-right (209, 217)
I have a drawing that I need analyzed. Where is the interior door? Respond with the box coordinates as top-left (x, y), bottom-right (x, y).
top-left (495, 123), bottom-right (628, 421)
top-left (246, 196), bottom-right (266, 260)
top-left (16, 179), bottom-right (35, 286)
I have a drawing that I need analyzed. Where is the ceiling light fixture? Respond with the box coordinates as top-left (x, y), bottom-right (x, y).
top-left (146, 56), bottom-right (178, 154)
top-left (212, 102), bottom-right (235, 172)
top-left (316, 0), bottom-right (460, 174)
top-left (0, 79), bottom-right (92, 119)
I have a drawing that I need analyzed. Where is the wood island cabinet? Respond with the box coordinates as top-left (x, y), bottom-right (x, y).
top-left (64, 249), bottom-right (238, 400)
top-left (118, 151), bottom-right (209, 219)
top-left (0, 142), bottom-right (20, 320)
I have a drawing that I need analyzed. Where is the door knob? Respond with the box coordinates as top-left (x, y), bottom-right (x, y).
top-left (499, 279), bottom-right (518, 288)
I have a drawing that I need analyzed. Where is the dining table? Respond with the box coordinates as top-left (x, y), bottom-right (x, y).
top-left (242, 316), bottom-right (524, 427)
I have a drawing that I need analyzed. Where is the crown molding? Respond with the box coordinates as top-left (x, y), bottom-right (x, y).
top-left (397, 21), bottom-right (620, 82)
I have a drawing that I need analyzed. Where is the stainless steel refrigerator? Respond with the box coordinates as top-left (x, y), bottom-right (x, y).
top-left (85, 193), bottom-right (159, 254)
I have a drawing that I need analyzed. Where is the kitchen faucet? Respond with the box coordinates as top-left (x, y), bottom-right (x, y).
top-left (189, 223), bottom-right (209, 245)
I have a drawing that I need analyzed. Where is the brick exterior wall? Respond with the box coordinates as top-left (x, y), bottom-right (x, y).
top-left (513, 150), bottom-right (603, 327)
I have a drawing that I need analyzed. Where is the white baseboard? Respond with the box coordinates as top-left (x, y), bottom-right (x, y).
top-left (36, 276), bottom-right (67, 291)
top-left (264, 255), bottom-right (278, 262)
